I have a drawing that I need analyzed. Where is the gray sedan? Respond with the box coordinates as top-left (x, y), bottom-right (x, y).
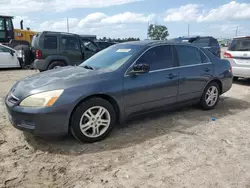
top-left (5, 40), bottom-right (233, 143)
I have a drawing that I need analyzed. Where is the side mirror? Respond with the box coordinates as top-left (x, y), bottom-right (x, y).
top-left (130, 63), bottom-right (150, 74)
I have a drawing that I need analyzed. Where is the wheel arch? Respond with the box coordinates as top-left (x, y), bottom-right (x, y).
top-left (204, 79), bottom-right (223, 95)
top-left (45, 56), bottom-right (70, 69)
top-left (69, 94), bottom-right (121, 129)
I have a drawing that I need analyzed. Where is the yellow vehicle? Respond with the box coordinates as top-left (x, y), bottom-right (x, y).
top-left (0, 15), bottom-right (37, 68)
top-left (0, 15), bottom-right (37, 43)
top-left (13, 29), bottom-right (37, 44)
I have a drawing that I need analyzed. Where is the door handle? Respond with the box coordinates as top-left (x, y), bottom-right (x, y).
top-left (204, 68), bottom-right (210, 72)
top-left (167, 73), bottom-right (177, 79)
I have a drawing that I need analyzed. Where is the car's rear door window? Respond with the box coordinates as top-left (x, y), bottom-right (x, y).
top-left (192, 38), bottom-right (210, 47)
top-left (175, 45), bottom-right (202, 66)
top-left (211, 38), bottom-right (219, 47)
top-left (137, 45), bottom-right (175, 71)
top-left (44, 36), bottom-right (57, 49)
top-left (228, 38), bottom-right (250, 51)
top-left (61, 35), bottom-right (80, 51)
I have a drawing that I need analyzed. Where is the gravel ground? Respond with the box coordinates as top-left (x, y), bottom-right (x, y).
top-left (0, 69), bottom-right (250, 188)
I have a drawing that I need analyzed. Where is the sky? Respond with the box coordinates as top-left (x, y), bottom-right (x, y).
top-left (0, 0), bottom-right (250, 39)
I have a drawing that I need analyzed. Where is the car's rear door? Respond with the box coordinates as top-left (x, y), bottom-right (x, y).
top-left (174, 45), bottom-right (214, 102)
top-left (124, 45), bottom-right (179, 115)
top-left (60, 34), bottom-right (82, 65)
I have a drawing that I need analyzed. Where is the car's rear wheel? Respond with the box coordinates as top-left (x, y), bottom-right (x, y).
top-left (47, 61), bottom-right (66, 70)
top-left (70, 98), bottom-right (116, 143)
top-left (200, 82), bottom-right (220, 110)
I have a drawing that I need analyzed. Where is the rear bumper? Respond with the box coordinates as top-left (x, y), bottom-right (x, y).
top-left (5, 95), bottom-right (70, 136)
top-left (227, 58), bottom-right (250, 78)
top-left (34, 59), bottom-right (48, 71)
top-left (232, 67), bottom-right (250, 78)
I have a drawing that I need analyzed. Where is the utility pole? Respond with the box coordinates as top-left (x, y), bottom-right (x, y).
top-left (147, 22), bottom-right (149, 39)
top-left (188, 24), bottom-right (190, 37)
top-left (235, 26), bottom-right (238, 36)
top-left (67, 17), bottom-right (69, 33)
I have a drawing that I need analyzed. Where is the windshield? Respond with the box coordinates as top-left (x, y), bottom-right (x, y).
top-left (228, 38), bottom-right (250, 51)
top-left (191, 38), bottom-right (210, 47)
top-left (79, 44), bottom-right (143, 70)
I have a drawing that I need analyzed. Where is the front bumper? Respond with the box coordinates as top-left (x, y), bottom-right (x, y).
top-left (5, 94), bottom-right (70, 136)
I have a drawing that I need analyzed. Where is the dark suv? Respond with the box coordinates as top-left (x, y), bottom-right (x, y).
top-left (31, 31), bottom-right (100, 71)
top-left (173, 36), bottom-right (221, 58)
top-left (95, 41), bottom-right (116, 50)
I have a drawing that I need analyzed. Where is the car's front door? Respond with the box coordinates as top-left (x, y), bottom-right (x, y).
top-left (174, 45), bottom-right (214, 102)
top-left (124, 45), bottom-right (179, 116)
top-left (81, 39), bottom-right (99, 60)
top-left (0, 45), bottom-right (18, 68)
top-left (60, 35), bottom-right (82, 65)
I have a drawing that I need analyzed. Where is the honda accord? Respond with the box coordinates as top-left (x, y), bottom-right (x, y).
top-left (5, 40), bottom-right (233, 143)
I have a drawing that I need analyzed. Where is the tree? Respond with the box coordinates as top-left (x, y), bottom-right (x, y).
top-left (148, 24), bottom-right (169, 40)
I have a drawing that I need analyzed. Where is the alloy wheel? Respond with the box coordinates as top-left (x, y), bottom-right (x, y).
top-left (205, 86), bottom-right (218, 107)
top-left (79, 106), bottom-right (111, 138)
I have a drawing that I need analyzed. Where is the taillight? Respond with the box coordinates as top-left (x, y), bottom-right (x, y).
top-left (224, 52), bottom-right (232, 58)
top-left (36, 50), bottom-right (42, 59)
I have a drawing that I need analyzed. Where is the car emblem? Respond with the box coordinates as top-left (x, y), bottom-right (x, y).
top-left (243, 53), bottom-right (248, 57)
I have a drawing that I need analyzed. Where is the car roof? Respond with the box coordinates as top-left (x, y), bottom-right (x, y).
top-left (233, 36), bottom-right (250, 39)
top-left (0, 15), bottom-right (13, 19)
top-left (119, 40), bottom-right (195, 47)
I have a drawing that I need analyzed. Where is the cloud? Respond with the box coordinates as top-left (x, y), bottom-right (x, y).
top-left (101, 12), bottom-right (155, 24)
top-left (12, 16), bottom-right (33, 29)
top-left (37, 12), bottom-right (153, 37)
top-left (0, 0), bottom-right (143, 14)
top-left (210, 24), bottom-right (248, 36)
top-left (78, 13), bottom-right (107, 27)
top-left (164, 4), bottom-right (201, 22)
top-left (164, 1), bottom-right (250, 22)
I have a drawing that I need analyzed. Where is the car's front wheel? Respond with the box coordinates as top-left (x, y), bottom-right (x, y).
top-left (70, 98), bottom-right (116, 143)
top-left (200, 82), bottom-right (220, 110)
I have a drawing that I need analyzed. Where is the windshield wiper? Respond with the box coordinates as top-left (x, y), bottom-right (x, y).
top-left (83, 65), bottom-right (95, 70)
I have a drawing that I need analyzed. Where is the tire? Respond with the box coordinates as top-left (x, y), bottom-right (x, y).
top-left (233, 77), bottom-right (239, 81)
top-left (200, 82), bottom-right (220, 110)
top-left (70, 98), bottom-right (116, 143)
top-left (14, 45), bottom-right (32, 69)
top-left (47, 61), bottom-right (66, 70)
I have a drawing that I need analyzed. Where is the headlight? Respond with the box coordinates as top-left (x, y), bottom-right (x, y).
top-left (19, 89), bottom-right (64, 107)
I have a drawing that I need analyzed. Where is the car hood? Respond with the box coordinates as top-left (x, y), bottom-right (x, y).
top-left (11, 66), bottom-right (109, 99)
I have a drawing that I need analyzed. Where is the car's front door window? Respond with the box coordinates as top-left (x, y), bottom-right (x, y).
top-left (0, 46), bottom-right (10, 53)
top-left (136, 45), bottom-right (175, 71)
